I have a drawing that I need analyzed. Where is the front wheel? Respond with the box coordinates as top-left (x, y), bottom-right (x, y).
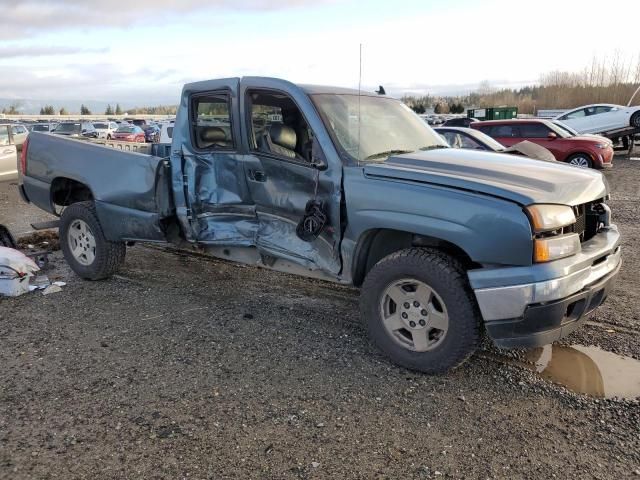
top-left (630, 111), bottom-right (640, 128)
top-left (60, 201), bottom-right (126, 280)
top-left (567, 153), bottom-right (593, 168)
top-left (360, 248), bottom-right (481, 374)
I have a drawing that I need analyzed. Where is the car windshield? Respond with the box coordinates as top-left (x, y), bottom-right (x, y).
top-left (53, 123), bottom-right (80, 133)
top-left (312, 94), bottom-right (448, 163)
top-left (464, 129), bottom-right (506, 150)
top-left (93, 123), bottom-right (108, 129)
top-left (552, 121), bottom-right (578, 136)
top-left (117, 126), bottom-right (136, 133)
top-left (32, 124), bottom-right (50, 132)
top-left (545, 121), bottom-right (572, 138)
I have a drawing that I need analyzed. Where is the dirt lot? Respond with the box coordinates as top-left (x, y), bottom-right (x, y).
top-left (1, 155), bottom-right (640, 479)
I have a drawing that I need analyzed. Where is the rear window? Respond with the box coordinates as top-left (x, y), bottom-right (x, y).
top-left (31, 124), bottom-right (50, 132)
top-left (54, 123), bottom-right (81, 133)
top-left (117, 126), bottom-right (135, 133)
top-left (93, 123), bottom-right (108, 129)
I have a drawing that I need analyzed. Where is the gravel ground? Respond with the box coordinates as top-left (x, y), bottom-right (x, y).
top-left (1, 155), bottom-right (639, 479)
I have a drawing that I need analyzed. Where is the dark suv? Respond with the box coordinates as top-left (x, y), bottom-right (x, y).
top-left (51, 121), bottom-right (98, 138)
top-left (471, 119), bottom-right (613, 169)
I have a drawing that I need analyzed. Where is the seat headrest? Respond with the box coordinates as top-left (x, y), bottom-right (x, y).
top-left (269, 124), bottom-right (296, 151)
top-left (200, 126), bottom-right (227, 143)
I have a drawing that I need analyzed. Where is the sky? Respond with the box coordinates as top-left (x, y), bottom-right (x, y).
top-left (0, 0), bottom-right (638, 106)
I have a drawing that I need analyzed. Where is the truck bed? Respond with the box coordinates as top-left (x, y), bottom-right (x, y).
top-left (21, 132), bottom-right (173, 242)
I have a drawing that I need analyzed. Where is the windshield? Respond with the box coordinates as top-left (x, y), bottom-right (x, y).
top-left (93, 122), bottom-right (108, 129)
top-left (53, 123), bottom-right (80, 133)
top-left (552, 121), bottom-right (578, 136)
top-left (465, 129), bottom-right (506, 150)
top-left (312, 94), bottom-right (448, 163)
top-left (32, 124), bottom-right (50, 132)
top-left (116, 126), bottom-right (136, 133)
top-left (545, 121), bottom-right (572, 138)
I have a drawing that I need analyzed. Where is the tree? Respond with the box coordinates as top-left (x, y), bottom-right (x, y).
top-left (80, 104), bottom-right (91, 115)
top-left (411, 104), bottom-right (426, 114)
top-left (59, 107), bottom-right (68, 115)
top-left (40, 107), bottom-right (45, 115)
top-left (115, 104), bottom-right (122, 115)
top-left (105, 104), bottom-right (114, 115)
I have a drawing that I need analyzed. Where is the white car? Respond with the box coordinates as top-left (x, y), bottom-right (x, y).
top-left (159, 121), bottom-right (175, 144)
top-left (0, 124), bottom-right (17, 182)
top-left (92, 121), bottom-right (119, 139)
top-left (554, 103), bottom-right (640, 134)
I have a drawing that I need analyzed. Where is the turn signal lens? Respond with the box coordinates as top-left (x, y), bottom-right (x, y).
top-left (534, 234), bottom-right (581, 263)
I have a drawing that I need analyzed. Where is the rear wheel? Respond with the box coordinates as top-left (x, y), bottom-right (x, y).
top-left (630, 112), bottom-right (640, 128)
top-left (360, 248), bottom-right (481, 373)
top-left (60, 201), bottom-right (126, 280)
top-left (567, 153), bottom-right (593, 168)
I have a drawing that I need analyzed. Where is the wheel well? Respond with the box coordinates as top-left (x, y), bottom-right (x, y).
top-left (351, 228), bottom-right (477, 287)
top-left (51, 177), bottom-right (94, 207)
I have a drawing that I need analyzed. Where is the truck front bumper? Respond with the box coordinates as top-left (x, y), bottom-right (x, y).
top-left (469, 226), bottom-right (621, 348)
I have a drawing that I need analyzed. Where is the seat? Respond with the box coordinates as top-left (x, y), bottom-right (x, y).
top-left (260, 123), bottom-right (297, 159)
top-left (198, 126), bottom-right (229, 148)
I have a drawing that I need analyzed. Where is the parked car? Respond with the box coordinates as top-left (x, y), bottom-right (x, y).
top-left (0, 124), bottom-right (17, 181)
top-left (93, 121), bottom-right (119, 139)
top-left (435, 126), bottom-right (556, 162)
top-left (18, 76), bottom-right (621, 373)
top-left (472, 119), bottom-right (614, 168)
top-left (10, 124), bottom-right (28, 151)
top-left (29, 123), bottom-right (57, 133)
top-left (553, 103), bottom-right (640, 134)
top-left (52, 122), bottom-right (98, 138)
top-left (143, 124), bottom-right (161, 143)
top-left (442, 117), bottom-right (479, 128)
top-left (113, 125), bottom-right (146, 142)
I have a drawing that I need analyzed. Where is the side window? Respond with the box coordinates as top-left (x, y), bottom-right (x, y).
top-left (192, 93), bottom-right (234, 150)
top-left (248, 90), bottom-right (313, 163)
top-left (492, 125), bottom-right (516, 137)
top-left (0, 126), bottom-right (9, 146)
top-left (593, 106), bottom-right (613, 115)
top-left (458, 133), bottom-right (484, 149)
top-left (564, 109), bottom-right (586, 120)
top-left (519, 123), bottom-right (550, 138)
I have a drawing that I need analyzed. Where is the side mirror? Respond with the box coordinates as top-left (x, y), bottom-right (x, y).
top-left (547, 132), bottom-right (557, 140)
top-left (311, 136), bottom-right (328, 170)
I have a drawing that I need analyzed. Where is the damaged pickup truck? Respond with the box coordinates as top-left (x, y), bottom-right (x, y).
top-left (18, 77), bottom-right (621, 373)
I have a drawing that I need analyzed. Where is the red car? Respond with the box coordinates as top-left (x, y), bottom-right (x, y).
top-left (112, 125), bottom-right (146, 143)
top-left (471, 119), bottom-right (613, 169)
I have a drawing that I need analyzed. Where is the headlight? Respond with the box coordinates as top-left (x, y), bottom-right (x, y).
top-left (534, 234), bottom-right (580, 262)
top-left (526, 204), bottom-right (581, 262)
top-left (595, 143), bottom-right (608, 149)
top-left (526, 204), bottom-right (576, 232)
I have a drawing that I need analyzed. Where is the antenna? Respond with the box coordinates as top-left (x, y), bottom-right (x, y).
top-left (357, 43), bottom-right (362, 165)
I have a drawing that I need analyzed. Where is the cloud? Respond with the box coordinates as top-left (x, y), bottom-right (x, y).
top-left (0, 0), bottom-right (335, 39)
top-left (0, 46), bottom-right (108, 59)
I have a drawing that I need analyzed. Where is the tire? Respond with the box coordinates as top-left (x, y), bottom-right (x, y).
top-left (566, 153), bottom-right (593, 168)
top-left (630, 112), bottom-right (640, 129)
top-left (107, 134), bottom-right (111, 140)
top-left (360, 248), bottom-right (481, 374)
top-left (60, 201), bottom-right (126, 280)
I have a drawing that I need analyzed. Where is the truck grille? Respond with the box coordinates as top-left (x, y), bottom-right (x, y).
top-left (570, 201), bottom-right (604, 243)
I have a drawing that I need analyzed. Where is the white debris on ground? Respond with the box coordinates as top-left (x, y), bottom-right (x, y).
top-left (0, 246), bottom-right (40, 297)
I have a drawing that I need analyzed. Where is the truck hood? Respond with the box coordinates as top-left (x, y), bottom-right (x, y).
top-left (363, 149), bottom-right (607, 206)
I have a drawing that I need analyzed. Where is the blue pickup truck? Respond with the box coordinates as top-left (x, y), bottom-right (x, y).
top-left (17, 77), bottom-right (621, 373)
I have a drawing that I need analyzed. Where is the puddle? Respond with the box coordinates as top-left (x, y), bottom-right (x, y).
top-left (520, 345), bottom-right (640, 399)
